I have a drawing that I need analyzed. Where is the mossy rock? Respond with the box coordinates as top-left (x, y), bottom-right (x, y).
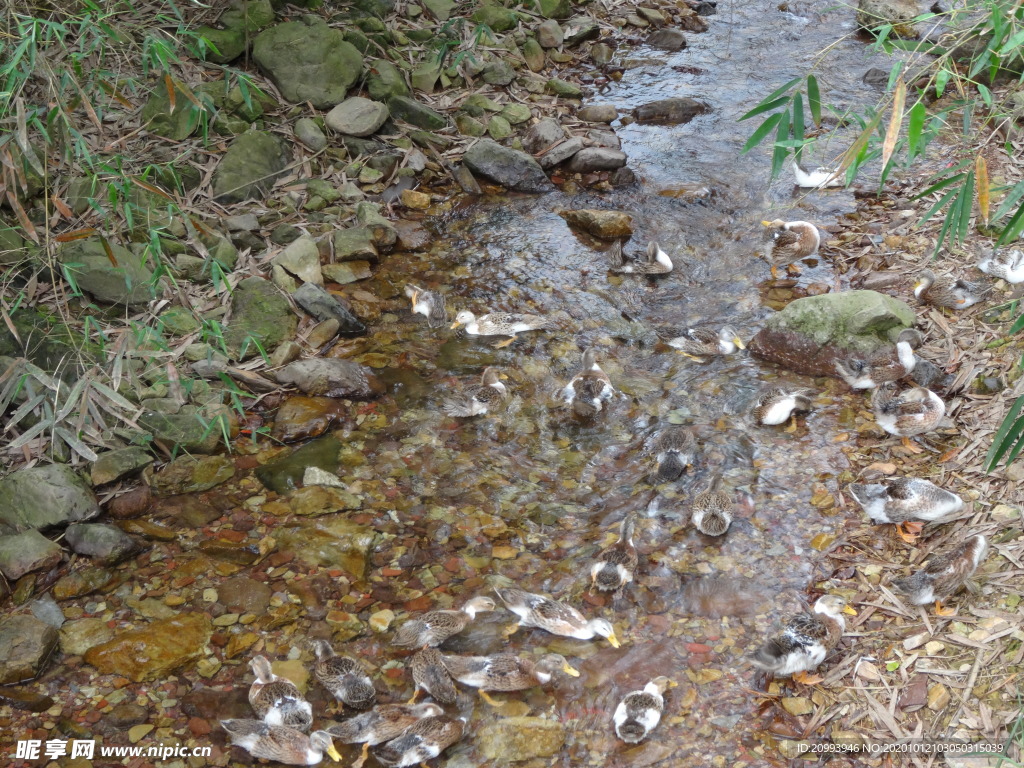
top-left (221, 276), bottom-right (297, 360)
top-left (141, 79), bottom-right (210, 141)
top-left (219, 0), bottom-right (275, 33)
top-left (212, 131), bottom-right (290, 204)
top-left (0, 226), bottom-right (28, 267)
top-left (194, 25), bottom-right (247, 64)
top-left (472, 3), bottom-right (519, 32)
top-left (58, 238), bottom-right (160, 307)
top-left (386, 95), bottom-right (448, 130)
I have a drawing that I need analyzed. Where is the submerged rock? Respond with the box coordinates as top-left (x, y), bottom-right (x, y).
top-left (558, 209), bottom-right (634, 239)
top-left (84, 613), bottom-right (213, 682)
top-left (255, 435), bottom-right (343, 494)
top-left (477, 717), bottom-right (567, 761)
top-left (464, 139), bottom-right (553, 193)
top-left (632, 97), bottom-right (710, 125)
top-left (59, 618), bottom-right (114, 656)
top-left (276, 516), bottom-right (376, 578)
top-left (567, 147), bottom-right (627, 172)
top-left (0, 614), bottom-right (59, 685)
top-left (276, 358), bottom-right (384, 399)
top-left (0, 464), bottom-right (100, 535)
top-left (647, 28), bottom-right (687, 50)
top-left (0, 530), bottom-right (62, 580)
top-left (271, 396), bottom-right (349, 442)
top-left (749, 290), bottom-right (916, 377)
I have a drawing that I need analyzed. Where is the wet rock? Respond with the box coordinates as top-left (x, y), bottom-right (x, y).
top-left (198, 539), bottom-right (262, 564)
top-left (182, 686), bottom-right (252, 720)
top-left (539, 137), bottom-right (585, 169)
top-left (276, 516), bottom-right (376, 578)
top-left (588, 130), bottom-right (621, 149)
top-left (633, 97), bottom-right (709, 125)
top-left (295, 117), bottom-right (327, 150)
top-left (52, 566), bottom-right (115, 600)
top-left (212, 131), bottom-right (290, 203)
top-left (453, 164), bottom-right (483, 195)
top-left (253, 18), bottom-right (362, 107)
top-left (84, 613), bottom-right (212, 683)
top-left (138, 404), bottom-right (236, 454)
top-left (366, 60), bottom-right (410, 101)
top-left (393, 219), bottom-right (432, 251)
top-left (152, 456), bottom-right (235, 496)
top-left (91, 447), bottom-right (153, 486)
top-left (749, 290), bottom-right (916, 377)
top-left (537, 20), bottom-right (564, 48)
top-left (326, 97), bottom-right (390, 137)
top-left (58, 238), bottom-right (158, 307)
top-left (271, 236), bottom-right (323, 291)
top-left (0, 614), bottom-right (59, 684)
top-left (64, 523), bottom-right (141, 565)
top-left (292, 283), bottom-right (367, 336)
top-left (567, 147), bottom-right (627, 172)
top-left (465, 139), bottom-right (553, 193)
top-left (272, 396), bottom-right (348, 442)
top-left (577, 105), bottom-right (618, 123)
top-left (29, 596), bottom-right (64, 628)
top-left (0, 464), bottom-right (100, 535)
top-left (564, 17), bottom-right (600, 45)
top-left (647, 28), bottom-right (687, 50)
top-left (387, 95), bottom-right (448, 130)
top-left (255, 435), bottom-right (342, 494)
top-left (857, 0), bottom-right (919, 35)
top-left (477, 717), bottom-right (567, 761)
top-left (590, 42), bottom-right (614, 64)
top-left (108, 703), bottom-right (149, 728)
top-left (194, 25), bottom-right (247, 64)
top-left (558, 209), bottom-right (633, 239)
top-left (356, 202), bottom-right (398, 249)
top-left (276, 358), bottom-right (383, 399)
top-left (118, 519), bottom-right (175, 541)
top-left (0, 530), bottom-right (62, 580)
top-left (287, 485), bottom-right (362, 516)
top-left (522, 38), bottom-right (546, 71)
top-left (862, 67), bottom-right (892, 86)
top-left (222, 276), bottom-right (297, 359)
top-left (216, 576), bottom-right (272, 615)
top-left (0, 686), bottom-right (55, 712)
top-left (524, 118), bottom-right (566, 153)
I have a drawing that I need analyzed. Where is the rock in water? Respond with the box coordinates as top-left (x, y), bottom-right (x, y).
top-left (64, 523), bottom-right (141, 564)
top-left (749, 291), bottom-right (916, 377)
top-left (0, 530), bottom-right (63, 580)
top-left (558, 209), bottom-right (634, 239)
top-left (275, 359), bottom-right (384, 399)
top-left (463, 139), bottom-right (553, 193)
top-left (84, 613), bottom-right (213, 682)
top-left (0, 615), bottom-right (59, 684)
top-left (632, 98), bottom-right (709, 125)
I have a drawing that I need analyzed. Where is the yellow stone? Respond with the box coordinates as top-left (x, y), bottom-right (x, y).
top-left (163, 595), bottom-right (185, 606)
top-left (781, 697), bottom-right (814, 716)
top-left (273, 659), bottom-right (309, 693)
top-left (924, 641), bottom-right (945, 655)
top-left (369, 609), bottom-right (395, 633)
top-left (225, 632), bottom-right (260, 659)
top-left (695, 668), bottom-right (723, 684)
top-left (926, 683), bottom-right (951, 711)
top-left (491, 546), bottom-right (518, 560)
top-left (400, 189), bottom-right (431, 209)
top-left (128, 724), bottom-right (154, 743)
top-left (810, 533), bottom-right (835, 551)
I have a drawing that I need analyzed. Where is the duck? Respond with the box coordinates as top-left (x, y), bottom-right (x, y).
top-left (590, 513), bottom-right (638, 594)
top-left (914, 269), bottom-right (989, 309)
top-left (651, 426), bottom-right (697, 481)
top-left (891, 534), bottom-right (987, 616)
top-left (373, 713), bottom-right (465, 768)
top-left (847, 477), bottom-right (964, 542)
top-left (451, 309), bottom-right (552, 348)
top-left (793, 160), bottom-right (844, 189)
top-left (752, 387), bottom-right (814, 428)
top-left (248, 655), bottom-right (313, 731)
top-left (326, 703), bottom-right (443, 768)
top-left (392, 596), bottom-right (497, 648)
top-left (613, 676), bottom-right (677, 743)
top-left (977, 247), bottom-right (1024, 283)
top-left (310, 640), bottom-right (376, 710)
top-left (667, 326), bottom-right (745, 358)
top-left (750, 595), bottom-right (856, 685)
top-left (408, 647), bottom-right (458, 705)
top-left (871, 382), bottom-right (945, 453)
top-left (440, 652), bottom-right (579, 706)
top-left (691, 473), bottom-right (732, 536)
top-left (442, 368), bottom-right (508, 417)
top-left (495, 587), bottom-right (621, 647)
top-left (609, 240), bottom-right (673, 274)
top-left (404, 284), bottom-right (448, 328)
top-left (834, 329), bottom-right (923, 389)
top-left (560, 347), bottom-right (615, 418)
top-left (221, 720), bottom-right (341, 765)
top-left (762, 219), bottom-right (821, 278)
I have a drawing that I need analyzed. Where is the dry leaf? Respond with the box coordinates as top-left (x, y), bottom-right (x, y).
top-left (976, 154), bottom-right (989, 226)
top-left (881, 77), bottom-right (905, 171)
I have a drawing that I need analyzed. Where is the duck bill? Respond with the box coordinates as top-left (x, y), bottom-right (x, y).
top-left (733, 337), bottom-right (747, 350)
top-left (450, 320), bottom-right (462, 329)
top-left (563, 662), bottom-right (581, 677)
top-left (606, 632), bottom-right (621, 648)
top-left (326, 744), bottom-right (342, 762)
top-left (667, 679), bottom-right (679, 688)
top-left (760, 220), bottom-right (773, 227)
top-left (843, 605), bottom-right (858, 616)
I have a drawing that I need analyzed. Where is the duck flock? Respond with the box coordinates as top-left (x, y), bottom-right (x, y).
top-left (219, 212), bottom-right (1019, 765)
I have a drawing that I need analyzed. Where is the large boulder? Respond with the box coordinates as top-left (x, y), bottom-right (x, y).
top-left (0, 615), bottom-right (59, 685)
top-left (212, 131), bottom-right (290, 204)
top-left (58, 239), bottom-right (159, 307)
top-left (749, 290), bottom-right (916, 377)
top-left (0, 464), bottom-right (100, 535)
top-left (84, 613), bottom-right (213, 682)
top-left (464, 139), bottom-right (553, 193)
top-left (252, 18), bottom-right (363, 108)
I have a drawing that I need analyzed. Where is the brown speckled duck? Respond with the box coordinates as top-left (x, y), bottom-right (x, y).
top-left (871, 383), bottom-right (945, 453)
top-left (408, 647), bottom-right (458, 705)
top-left (750, 595), bottom-right (855, 685)
top-left (691, 473), bottom-right (732, 536)
top-left (221, 720), bottom-right (340, 765)
top-left (310, 640), bottom-right (376, 710)
top-left (590, 513), bottom-right (638, 594)
top-left (609, 240), bottom-right (673, 274)
top-left (373, 713), bottom-right (465, 768)
top-left (442, 368), bottom-right (508, 417)
top-left (891, 534), bottom-right (987, 616)
top-left (847, 477), bottom-right (964, 542)
top-left (495, 587), bottom-right (621, 647)
top-left (651, 426), bottom-right (697, 481)
top-left (613, 676), bottom-right (677, 744)
top-left (405, 284), bottom-right (448, 328)
top-left (440, 652), bottom-right (579, 706)
top-left (978, 248), bottom-right (1024, 283)
top-left (752, 387), bottom-right (814, 428)
top-left (326, 703), bottom-right (442, 767)
top-left (392, 596), bottom-right (497, 648)
top-left (667, 327), bottom-right (745, 358)
top-left (560, 347), bottom-right (615, 418)
top-left (762, 219), bottom-right (821, 278)
top-left (248, 656), bottom-right (313, 731)
top-left (834, 329), bottom-right (923, 389)
top-left (914, 269), bottom-right (988, 309)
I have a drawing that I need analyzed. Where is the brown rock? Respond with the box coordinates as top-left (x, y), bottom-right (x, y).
top-left (0, 614), bottom-right (59, 685)
top-left (218, 576), bottom-right (273, 614)
top-left (275, 358), bottom-right (384, 399)
top-left (392, 219), bottom-right (432, 251)
top-left (632, 97), bottom-right (709, 125)
top-left (181, 686), bottom-right (252, 720)
top-left (0, 686), bottom-right (55, 712)
top-left (271, 396), bottom-right (348, 443)
top-left (107, 703), bottom-right (149, 728)
top-left (105, 486), bottom-right (153, 519)
top-left (558, 209), bottom-right (634, 239)
top-left (84, 613), bottom-right (213, 682)
top-left (52, 566), bottom-right (115, 601)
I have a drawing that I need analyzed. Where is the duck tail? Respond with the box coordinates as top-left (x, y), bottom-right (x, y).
top-left (657, 451), bottom-right (686, 481)
top-left (750, 638), bottom-right (788, 672)
top-left (699, 511), bottom-right (730, 536)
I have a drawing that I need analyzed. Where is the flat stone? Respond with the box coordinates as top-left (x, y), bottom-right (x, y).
top-left (29, 596), bottom-right (64, 628)
top-left (90, 447), bottom-right (154, 486)
top-left (332, 227), bottom-right (379, 262)
top-left (64, 523), bottom-right (141, 564)
top-left (271, 396), bottom-right (347, 443)
top-left (295, 117), bottom-right (327, 151)
top-left (0, 464), bottom-right (100, 535)
top-left (393, 220), bottom-right (432, 250)
top-left (463, 139), bottom-right (553, 193)
top-left (0, 530), bottom-right (62, 580)
top-left (537, 19), bottom-right (564, 47)
top-left (638, 6), bottom-right (668, 23)
top-left (633, 97), bottom-right (710, 125)
top-left (0, 686), bottom-right (55, 712)
top-left (590, 42), bottom-right (614, 65)
top-left (218, 576), bottom-right (273, 614)
top-left (276, 358), bottom-right (384, 399)
top-left (326, 97), bottom-right (390, 137)
top-left (478, 716), bottom-right (567, 760)
top-left (152, 455), bottom-right (235, 496)
top-left (138, 404), bottom-right (235, 454)
top-left (647, 28), bottom-right (687, 50)
top-left (0, 614), bottom-right (59, 685)
top-left (547, 78), bottom-right (583, 97)
top-left (322, 261), bottom-right (373, 284)
top-left (487, 115), bottom-right (513, 140)
top-left (564, 16), bottom-right (600, 45)
top-left (577, 105), bottom-right (618, 123)
top-left (587, 129), bottom-right (621, 148)
top-left (422, 0), bottom-right (455, 19)
top-left (85, 613), bottom-right (213, 683)
top-left (182, 686), bottom-right (252, 720)
top-left (271, 236), bottom-right (323, 291)
top-left (567, 147), bottom-right (627, 172)
top-left (292, 282), bottom-right (367, 336)
top-left (356, 202), bottom-right (398, 249)
top-left (523, 117), bottom-right (566, 153)
top-left (387, 95), bottom-right (448, 130)
top-left (254, 435), bottom-right (341, 494)
top-left (482, 60), bottom-right (516, 86)
top-left (276, 516), bottom-right (376, 578)
top-left (538, 137), bottom-right (584, 168)
top-left (194, 24), bottom-right (247, 64)
top-left (52, 566), bottom-right (115, 601)
top-left (501, 104), bottom-right (532, 125)
top-left (558, 208), bottom-right (634, 239)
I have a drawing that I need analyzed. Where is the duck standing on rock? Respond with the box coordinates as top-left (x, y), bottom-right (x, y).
top-left (442, 368), bottom-right (508, 417)
top-left (752, 386), bottom-right (814, 428)
top-left (871, 382), bottom-right (945, 453)
top-left (404, 284), bottom-right (448, 328)
top-left (495, 587), bottom-right (621, 647)
top-left (310, 639), bottom-right (376, 710)
top-left (609, 240), bottom-right (673, 274)
top-left (326, 703), bottom-right (443, 768)
top-left (248, 655), bottom-right (313, 731)
top-left (451, 309), bottom-right (552, 348)
top-left (891, 534), bottom-right (987, 616)
top-left (847, 477), bottom-right (964, 542)
top-left (978, 248), bottom-right (1024, 283)
top-left (750, 595), bottom-right (855, 685)
top-left (221, 721), bottom-right (341, 765)
top-left (834, 329), bottom-right (923, 389)
top-left (667, 326), bottom-right (745, 358)
top-left (914, 269), bottom-right (989, 309)
top-left (651, 426), bottom-right (697, 481)
top-left (560, 347), bottom-right (616, 418)
top-left (440, 652), bottom-right (579, 706)
top-left (762, 218), bottom-right (821, 278)
top-left (590, 513), bottom-right (639, 595)
top-left (392, 596), bottom-right (497, 648)
top-left (613, 676), bottom-right (677, 744)
top-left (373, 713), bottom-right (466, 768)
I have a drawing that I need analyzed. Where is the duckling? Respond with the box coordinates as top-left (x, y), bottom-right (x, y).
top-left (248, 656), bottom-right (313, 731)
top-left (392, 596), bottom-right (497, 648)
top-left (667, 326), bottom-right (745, 358)
top-left (310, 640), bottom-right (376, 710)
top-left (221, 720), bottom-right (341, 765)
top-left (793, 160), bottom-right (844, 189)
top-left (440, 652), bottom-right (579, 706)
top-left (847, 477), bottom-right (963, 543)
top-left (613, 676), bottom-right (677, 743)
top-left (326, 703), bottom-right (443, 768)
top-left (762, 219), bottom-right (821, 278)
top-left (442, 368), bottom-right (508, 417)
top-left (891, 534), bottom-right (987, 616)
top-left (408, 647), bottom-right (458, 704)
top-left (609, 240), bottom-right (673, 274)
top-left (590, 513), bottom-right (638, 594)
top-left (560, 347), bottom-right (615, 418)
top-left (651, 426), bottom-right (697, 481)
top-left (750, 595), bottom-right (855, 685)
top-left (373, 713), bottom-right (465, 768)
top-left (914, 269), bottom-right (989, 309)
top-left (834, 329), bottom-right (923, 389)
top-left (451, 309), bottom-right (552, 348)
top-left (691, 473), bottom-right (732, 536)
top-left (404, 284), bottom-right (448, 328)
top-left (495, 587), bottom-right (620, 647)
top-left (871, 383), bottom-right (945, 453)
top-left (752, 387), bottom-right (814, 428)
top-left (978, 248), bottom-right (1024, 283)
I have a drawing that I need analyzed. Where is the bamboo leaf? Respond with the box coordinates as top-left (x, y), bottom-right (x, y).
top-left (912, 171), bottom-right (967, 201)
top-left (956, 170), bottom-right (975, 244)
top-left (919, 186), bottom-right (958, 227)
top-left (741, 112), bottom-right (785, 153)
top-left (993, 179), bottom-right (1024, 222)
top-left (738, 96), bottom-right (790, 122)
top-left (806, 74), bottom-right (821, 126)
top-left (771, 108), bottom-right (791, 178)
top-left (996, 198), bottom-right (1024, 246)
top-left (984, 395), bottom-right (1024, 471)
top-left (881, 76), bottom-right (906, 170)
top-left (8, 419), bottom-right (50, 449)
top-left (1009, 311), bottom-right (1024, 335)
top-left (836, 109), bottom-right (883, 175)
top-left (792, 92), bottom-right (805, 161)
top-left (976, 155), bottom-right (990, 226)
top-left (4, 392), bottom-right (46, 428)
top-left (53, 426), bottom-right (98, 462)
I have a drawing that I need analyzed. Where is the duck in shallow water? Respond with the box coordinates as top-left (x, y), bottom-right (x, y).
top-left (751, 387), bottom-right (814, 428)
top-left (691, 473), bottom-right (732, 536)
top-left (608, 240), bottom-right (673, 274)
top-left (326, 703), bottom-right (442, 768)
top-left (560, 347), bottom-right (615, 418)
top-left (590, 513), bottom-right (638, 595)
top-left (613, 676), bottom-right (677, 744)
top-left (220, 721), bottom-right (340, 765)
top-left (667, 326), bottom-right (745, 358)
top-left (834, 329), bottom-right (923, 389)
top-left (248, 655), bottom-right (312, 731)
top-left (442, 367), bottom-right (508, 417)
top-left (439, 652), bottom-right (579, 706)
top-left (650, 425), bottom-right (697, 481)
top-left (451, 309), bottom-right (552, 347)
top-left (373, 713), bottom-right (465, 768)
top-left (495, 587), bottom-right (621, 647)
top-left (404, 284), bottom-right (448, 327)
top-left (310, 640), bottom-right (376, 710)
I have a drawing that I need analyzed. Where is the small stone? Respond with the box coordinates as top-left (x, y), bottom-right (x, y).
top-left (400, 189), bottom-right (431, 209)
top-left (538, 137), bottom-right (584, 168)
top-left (558, 209), bottom-right (633, 239)
top-left (306, 319), bottom-right (340, 348)
top-left (924, 641), bottom-right (945, 655)
top-left (491, 545), bottom-right (518, 559)
top-left (523, 117), bottom-right (565, 153)
top-left (487, 115), bottom-right (513, 140)
top-left (547, 78), bottom-right (583, 97)
top-left (781, 696), bottom-right (814, 716)
top-left (213, 613), bottom-right (240, 626)
top-left (64, 523), bottom-right (140, 565)
top-left (482, 60), bottom-right (515, 86)
top-left (577, 105), bottom-right (618, 123)
top-left (590, 43), bottom-right (614, 65)
top-left (903, 632), bottom-right (929, 650)
top-left (926, 683), bottom-right (950, 711)
top-left (0, 530), bottom-right (62, 580)
top-left (295, 117), bottom-right (328, 151)
top-left (567, 147), bottom-right (627, 172)
top-left (522, 38), bottom-right (546, 71)
top-left (128, 724), bottom-right (154, 743)
top-left (501, 104), bottom-right (532, 124)
top-left (369, 609), bottom-right (395, 632)
top-left (0, 614), bottom-right (59, 684)
top-left (537, 19), bottom-right (564, 48)
top-left (197, 657), bottom-right (222, 679)
top-left (646, 28), bottom-right (687, 50)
